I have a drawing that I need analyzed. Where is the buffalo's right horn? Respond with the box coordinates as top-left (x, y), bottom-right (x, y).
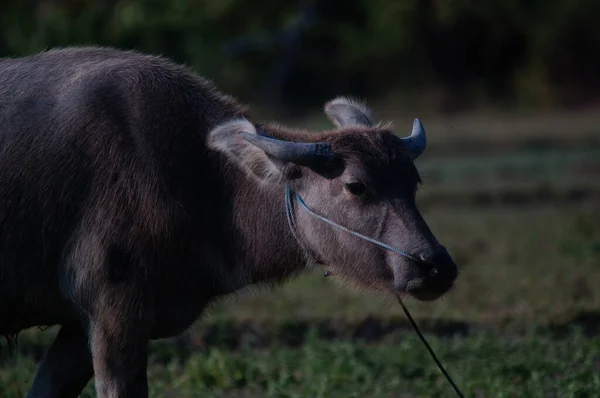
top-left (240, 131), bottom-right (334, 166)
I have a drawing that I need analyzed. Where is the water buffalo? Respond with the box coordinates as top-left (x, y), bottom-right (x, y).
top-left (0, 47), bottom-right (457, 397)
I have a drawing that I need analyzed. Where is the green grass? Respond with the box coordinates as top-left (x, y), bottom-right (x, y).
top-left (1, 114), bottom-right (600, 397)
top-left (3, 328), bottom-right (599, 397)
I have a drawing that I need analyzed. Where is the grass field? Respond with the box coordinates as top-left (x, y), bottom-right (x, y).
top-left (1, 111), bottom-right (600, 397)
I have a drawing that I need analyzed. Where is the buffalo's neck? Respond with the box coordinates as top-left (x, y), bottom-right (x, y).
top-left (225, 173), bottom-right (309, 288)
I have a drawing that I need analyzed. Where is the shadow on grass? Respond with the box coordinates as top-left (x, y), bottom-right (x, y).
top-left (4, 311), bottom-right (599, 365)
top-left (152, 310), bottom-right (600, 358)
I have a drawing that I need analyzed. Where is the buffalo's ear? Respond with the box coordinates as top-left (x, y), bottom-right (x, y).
top-left (324, 97), bottom-right (374, 128)
top-left (207, 118), bottom-right (287, 183)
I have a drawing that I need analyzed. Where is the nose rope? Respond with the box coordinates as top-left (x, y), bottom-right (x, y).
top-left (284, 184), bottom-right (465, 398)
top-left (284, 185), bottom-right (422, 263)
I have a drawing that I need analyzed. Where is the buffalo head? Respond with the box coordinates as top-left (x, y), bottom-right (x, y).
top-left (208, 97), bottom-right (457, 302)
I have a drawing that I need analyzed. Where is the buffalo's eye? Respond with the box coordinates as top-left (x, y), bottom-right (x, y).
top-left (345, 181), bottom-right (367, 196)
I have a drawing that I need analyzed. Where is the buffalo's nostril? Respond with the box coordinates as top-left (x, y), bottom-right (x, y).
top-left (422, 250), bottom-right (457, 282)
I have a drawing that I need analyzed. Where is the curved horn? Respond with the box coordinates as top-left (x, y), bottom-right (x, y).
top-left (400, 118), bottom-right (427, 160)
top-left (239, 131), bottom-right (333, 166)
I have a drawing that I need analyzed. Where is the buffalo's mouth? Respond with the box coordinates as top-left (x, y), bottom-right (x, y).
top-left (406, 283), bottom-right (451, 301)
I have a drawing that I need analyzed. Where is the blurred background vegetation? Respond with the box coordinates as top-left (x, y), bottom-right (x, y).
top-left (2, 0), bottom-right (600, 113)
top-left (1, 1), bottom-right (600, 397)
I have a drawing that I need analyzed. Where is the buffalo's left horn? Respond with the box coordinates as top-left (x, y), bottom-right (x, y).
top-left (400, 118), bottom-right (427, 160)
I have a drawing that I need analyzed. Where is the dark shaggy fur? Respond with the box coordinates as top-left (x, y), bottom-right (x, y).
top-left (0, 47), bottom-right (456, 397)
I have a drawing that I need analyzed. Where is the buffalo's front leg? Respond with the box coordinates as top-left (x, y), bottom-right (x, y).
top-left (27, 325), bottom-right (94, 398)
top-left (90, 288), bottom-right (152, 398)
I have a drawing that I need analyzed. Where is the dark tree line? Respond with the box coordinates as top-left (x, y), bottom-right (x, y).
top-left (1, 0), bottom-right (599, 111)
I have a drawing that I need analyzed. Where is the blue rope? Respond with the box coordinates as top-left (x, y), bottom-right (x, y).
top-left (284, 185), bottom-right (422, 263)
